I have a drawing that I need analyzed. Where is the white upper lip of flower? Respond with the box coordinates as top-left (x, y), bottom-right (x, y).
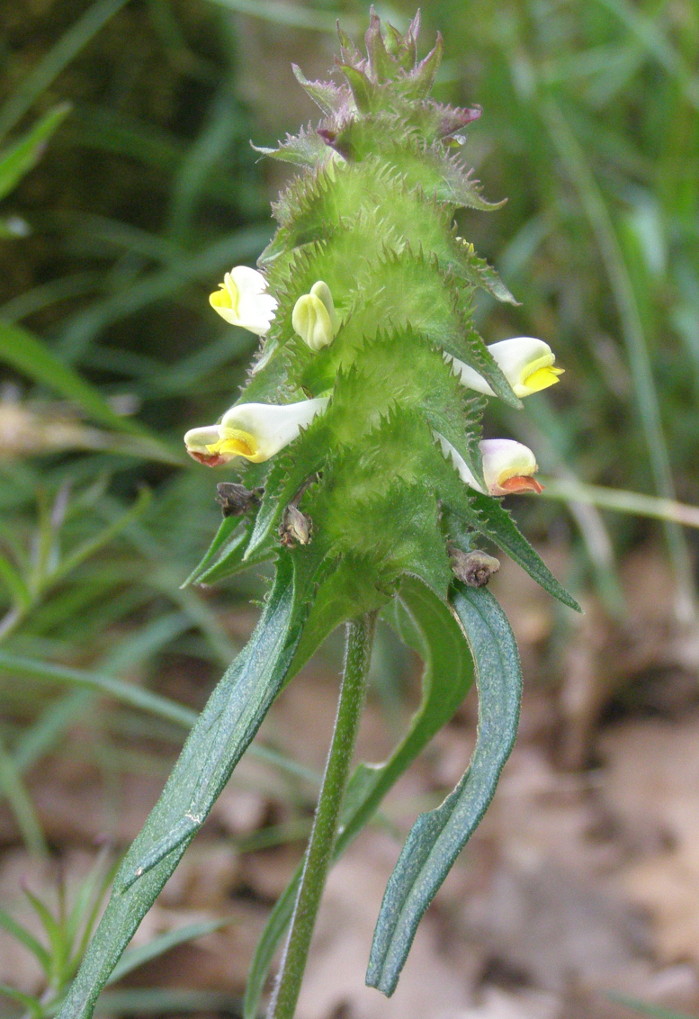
top-left (209, 266), bottom-right (278, 336)
top-left (184, 397), bottom-right (329, 465)
top-left (446, 337), bottom-right (563, 398)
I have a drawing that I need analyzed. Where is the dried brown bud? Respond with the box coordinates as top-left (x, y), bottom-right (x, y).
top-left (279, 504), bottom-right (313, 547)
top-left (215, 482), bottom-right (263, 518)
top-left (449, 547), bottom-right (500, 588)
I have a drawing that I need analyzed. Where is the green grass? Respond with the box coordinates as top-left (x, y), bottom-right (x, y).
top-left (417, 0), bottom-right (699, 617)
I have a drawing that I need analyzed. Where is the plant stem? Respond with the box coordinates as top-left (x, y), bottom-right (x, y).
top-left (540, 476), bottom-right (699, 530)
top-left (266, 612), bottom-right (376, 1019)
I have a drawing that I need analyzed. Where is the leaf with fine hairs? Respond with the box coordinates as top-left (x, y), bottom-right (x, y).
top-left (366, 582), bottom-right (522, 996)
top-left (57, 553), bottom-right (319, 1019)
top-left (242, 574), bottom-right (475, 1018)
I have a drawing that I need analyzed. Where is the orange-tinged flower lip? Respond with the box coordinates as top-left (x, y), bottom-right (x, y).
top-left (187, 448), bottom-right (229, 467)
top-left (498, 475), bottom-right (544, 494)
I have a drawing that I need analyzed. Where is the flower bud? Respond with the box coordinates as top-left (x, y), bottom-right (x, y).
top-left (437, 434), bottom-right (542, 496)
top-left (310, 281), bottom-right (340, 331)
top-left (292, 281), bottom-right (340, 351)
top-left (447, 337), bottom-right (563, 398)
top-left (185, 397), bottom-right (329, 466)
top-left (209, 266), bottom-right (277, 336)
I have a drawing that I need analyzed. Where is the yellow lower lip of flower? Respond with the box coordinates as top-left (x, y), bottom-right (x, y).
top-left (206, 430), bottom-right (260, 462)
top-left (210, 285), bottom-right (238, 316)
top-left (521, 365), bottom-right (564, 394)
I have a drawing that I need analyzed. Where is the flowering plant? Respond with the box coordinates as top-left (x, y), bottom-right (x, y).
top-left (59, 13), bottom-right (579, 1019)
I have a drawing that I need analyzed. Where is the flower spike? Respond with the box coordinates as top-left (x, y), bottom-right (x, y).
top-left (438, 435), bottom-right (543, 496)
top-left (447, 337), bottom-right (563, 398)
top-left (185, 398), bottom-right (329, 466)
top-left (209, 266), bottom-right (277, 336)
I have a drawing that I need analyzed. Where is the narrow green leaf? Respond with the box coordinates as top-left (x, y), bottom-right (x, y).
top-left (181, 515), bottom-right (266, 588)
top-left (253, 128), bottom-right (329, 168)
top-left (0, 735), bottom-right (49, 858)
top-left (243, 575), bottom-right (474, 1018)
top-left (56, 553), bottom-right (318, 1019)
top-left (0, 552), bottom-right (32, 609)
top-left (0, 907), bottom-right (51, 972)
top-left (366, 583), bottom-right (522, 996)
top-left (339, 578), bottom-right (474, 845)
top-left (0, 984), bottom-right (43, 1017)
top-left (0, 104), bottom-right (71, 201)
top-left (469, 492), bottom-right (582, 612)
top-left (22, 883), bottom-right (70, 986)
top-left (243, 878), bottom-right (298, 1019)
top-left (70, 855), bottom-right (119, 969)
top-left (63, 855), bottom-right (112, 958)
top-left (23, 886), bottom-right (63, 952)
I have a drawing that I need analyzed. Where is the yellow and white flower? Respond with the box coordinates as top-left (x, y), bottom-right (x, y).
top-left (209, 266), bottom-right (277, 336)
top-left (185, 397), bottom-right (329, 466)
top-left (437, 435), bottom-right (543, 495)
top-left (292, 281), bottom-right (340, 351)
top-left (447, 337), bottom-right (563, 398)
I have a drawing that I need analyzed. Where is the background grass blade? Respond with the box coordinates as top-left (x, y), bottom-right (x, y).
top-left (0, 0), bottom-right (131, 142)
top-left (540, 96), bottom-right (696, 623)
top-left (0, 321), bottom-right (166, 441)
top-left (0, 104), bottom-right (71, 202)
top-left (0, 650), bottom-right (197, 730)
top-left (202, 0), bottom-right (343, 33)
top-left (0, 733), bottom-right (49, 858)
top-left (109, 919), bottom-right (233, 984)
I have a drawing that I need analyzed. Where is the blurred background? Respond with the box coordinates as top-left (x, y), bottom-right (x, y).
top-left (1, 0), bottom-right (698, 1017)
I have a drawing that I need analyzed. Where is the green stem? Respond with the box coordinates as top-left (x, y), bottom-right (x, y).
top-left (266, 612), bottom-right (376, 1019)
